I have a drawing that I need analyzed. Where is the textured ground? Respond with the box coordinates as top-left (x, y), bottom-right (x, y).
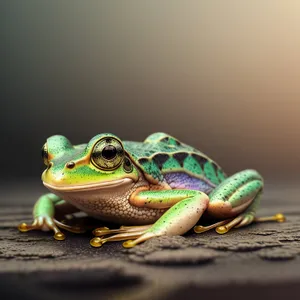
top-left (0, 181), bottom-right (300, 300)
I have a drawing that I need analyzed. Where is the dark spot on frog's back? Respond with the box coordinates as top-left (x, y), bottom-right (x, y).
top-left (173, 152), bottom-right (189, 167)
top-left (161, 137), bottom-right (181, 146)
top-left (191, 154), bottom-right (207, 169)
top-left (211, 162), bottom-right (222, 176)
top-left (152, 154), bottom-right (170, 170)
top-left (138, 158), bottom-right (149, 165)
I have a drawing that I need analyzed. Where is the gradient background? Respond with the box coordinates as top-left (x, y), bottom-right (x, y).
top-left (1, 1), bottom-right (299, 189)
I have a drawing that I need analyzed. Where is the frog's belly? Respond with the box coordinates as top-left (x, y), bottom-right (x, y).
top-left (55, 186), bottom-right (167, 225)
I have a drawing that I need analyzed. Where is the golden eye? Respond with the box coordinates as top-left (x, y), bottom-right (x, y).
top-left (41, 143), bottom-right (49, 166)
top-left (91, 137), bottom-right (124, 170)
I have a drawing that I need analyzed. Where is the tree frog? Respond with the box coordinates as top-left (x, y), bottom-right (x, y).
top-left (18, 133), bottom-right (285, 248)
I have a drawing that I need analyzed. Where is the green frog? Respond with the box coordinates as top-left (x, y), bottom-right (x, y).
top-left (18, 132), bottom-right (285, 248)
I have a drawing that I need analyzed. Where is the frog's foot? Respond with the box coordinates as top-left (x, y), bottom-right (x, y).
top-left (90, 225), bottom-right (152, 247)
top-left (195, 212), bottom-right (286, 234)
top-left (194, 219), bottom-right (233, 233)
top-left (254, 213), bottom-right (286, 223)
top-left (195, 213), bottom-right (286, 237)
top-left (91, 226), bottom-right (174, 249)
top-left (215, 214), bottom-right (253, 234)
top-left (92, 224), bottom-right (152, 237)
top-left (18, 216), bottom-right (66, 240)
top-left (18, 216), bottom-right (86, 241)
top-left (217, 212), bottom-right (286, 233)
top-left (194, 213), bottom-right (254, 234)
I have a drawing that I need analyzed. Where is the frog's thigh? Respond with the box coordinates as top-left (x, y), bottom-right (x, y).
top-left (207, 169), bottom-right (263, 220)
top-left (123, 189), bottom-right (209, 247)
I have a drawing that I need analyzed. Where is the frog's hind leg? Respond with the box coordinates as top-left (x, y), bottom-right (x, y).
top-left (215, 194), bottom-right (285, 234)
top-left (90, 189), bottom-right (209, 248)
top-left (214, 192), bottom-right (261, 234)
top-left (194, 170), bottom-right (286, 235)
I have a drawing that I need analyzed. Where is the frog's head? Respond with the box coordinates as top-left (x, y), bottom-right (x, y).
top-left (41, 134), bottom-right (139, 196)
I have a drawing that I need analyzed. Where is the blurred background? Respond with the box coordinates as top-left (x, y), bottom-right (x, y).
top-left (1, 1), bottom-right (299, 194)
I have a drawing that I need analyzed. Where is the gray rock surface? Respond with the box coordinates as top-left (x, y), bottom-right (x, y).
top-left (0, 181), bottom-right (300, 300)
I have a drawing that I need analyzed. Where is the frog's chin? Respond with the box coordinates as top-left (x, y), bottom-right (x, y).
top-left (43, 178), bottom-right (133, 192)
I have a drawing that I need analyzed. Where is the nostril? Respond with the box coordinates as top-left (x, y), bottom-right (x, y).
top-left (66, 161), bottom-right (75, 169)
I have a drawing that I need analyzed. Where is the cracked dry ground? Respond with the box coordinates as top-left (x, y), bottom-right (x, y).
top-left (1, 185), bottom-right (300, 300)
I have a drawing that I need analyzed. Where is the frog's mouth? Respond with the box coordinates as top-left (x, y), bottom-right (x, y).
top-left (43, 178), bottom-right (133, 192)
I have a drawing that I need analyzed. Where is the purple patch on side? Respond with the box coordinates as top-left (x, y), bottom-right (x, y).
top-left (164, 172), bottom-right (215, 194)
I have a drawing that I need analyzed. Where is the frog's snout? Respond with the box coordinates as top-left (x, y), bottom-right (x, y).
top-left (43, 172), bottom-right (59, 184)
top-left (42, 163), bottom-right (67, 186)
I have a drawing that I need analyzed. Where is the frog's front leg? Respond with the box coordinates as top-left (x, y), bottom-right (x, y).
top-left (194, 169), bottom-right (285, 234)
top-left (90, 189), bottom-right (209, 248)
top-left (18, 193), bottom-right (84, 240)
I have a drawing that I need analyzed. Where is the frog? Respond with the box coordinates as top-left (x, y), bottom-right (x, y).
top-left (18, 132), bottom-right (285, 248)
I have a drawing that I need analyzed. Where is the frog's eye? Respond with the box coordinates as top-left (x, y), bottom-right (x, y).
top-left (41, 143), bottom-right (49, 167)
top-left (91, 137), bottom-right (124, 170)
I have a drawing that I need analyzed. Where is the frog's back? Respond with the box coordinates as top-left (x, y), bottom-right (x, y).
top-left (124, 133), bottom-right (227, 194)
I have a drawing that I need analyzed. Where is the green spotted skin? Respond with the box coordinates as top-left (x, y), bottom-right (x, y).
top-left (124, 132), bottom-right (227, 186)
